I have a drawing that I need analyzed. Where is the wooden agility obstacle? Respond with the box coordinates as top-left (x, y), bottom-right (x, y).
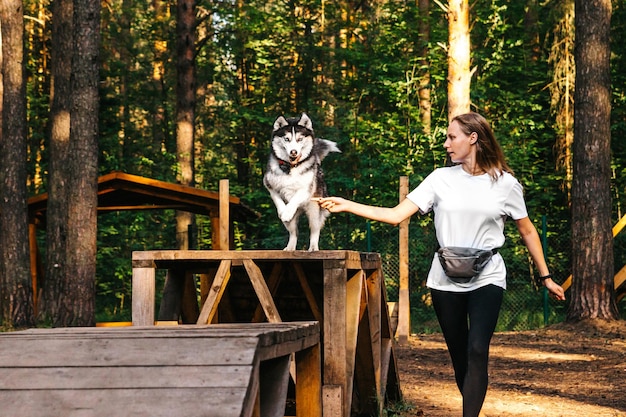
top-left (132, 249), bottom-right (402, 417)
top-left (0, 322), bottom-right (320, 417)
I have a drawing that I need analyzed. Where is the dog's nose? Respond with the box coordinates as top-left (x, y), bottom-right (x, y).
top-left (290, 150), bottom-right (298, 157)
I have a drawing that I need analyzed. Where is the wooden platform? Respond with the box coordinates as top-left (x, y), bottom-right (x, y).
top-left (0, 322), bottom-right (320, 417)
top-left (132, 250), bottom-right (402, 416)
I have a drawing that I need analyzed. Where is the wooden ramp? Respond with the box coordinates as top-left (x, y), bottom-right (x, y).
top-left (0, 322), bottom-right (321, 417)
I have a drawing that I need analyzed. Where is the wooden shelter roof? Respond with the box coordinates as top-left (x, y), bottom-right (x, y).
top-left (28, 171), bottom-right (258, 225)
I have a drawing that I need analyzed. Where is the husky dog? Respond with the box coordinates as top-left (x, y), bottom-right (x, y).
top-left (263, 113), bottom-right (340, 251)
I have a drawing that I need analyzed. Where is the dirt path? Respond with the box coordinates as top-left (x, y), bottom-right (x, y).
top-left (393, 319), bottom-right (626, 417)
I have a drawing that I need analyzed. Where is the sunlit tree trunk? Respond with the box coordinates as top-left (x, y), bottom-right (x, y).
top-left (152, 0), bottom-right (170, 177)
top-left (568, 0), bottom-right (617, 321)
top-left (418, 0), bottom-right (431, 135)
top-left (39, 0), bottom-right (73, 324)
top-left (232, 0), bottom-right (252, 188)
top-left (175, 0), bottom-right (196, 250)
top-left (548, 0), bottom-right (575, 200)
top-left (0, 0), bottom-right (35, 327)
top-left (446, 0), bottom-right (471, 120)
top-left (61, 0), bottom-right (100, 326)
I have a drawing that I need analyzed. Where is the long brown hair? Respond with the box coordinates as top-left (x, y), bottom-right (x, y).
top-left (451, 112), bottom-right (514, 180)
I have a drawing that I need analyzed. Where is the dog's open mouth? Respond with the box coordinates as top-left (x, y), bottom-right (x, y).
top-left (289, 154), bottom-right (301, 165)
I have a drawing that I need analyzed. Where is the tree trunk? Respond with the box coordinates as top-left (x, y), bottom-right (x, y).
top-left (175, 0), bottom-right (196, 250)
top-left (446, 0), bottom-right (471, 120)
top-left (418, 0), bottom-right (431, 135)
top-left (60, 0), bottom-right (101, 326)
top-left (39, 0), bottom-right (73, 323)
top-left (548, 0), bottom-right (575, 201)
top-left (0, 0), bottom-right (35, 327)
top-left (568, 0), bottom-right (617, 321)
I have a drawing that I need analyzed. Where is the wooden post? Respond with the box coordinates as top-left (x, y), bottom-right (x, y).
top-left (132, 267), bottom-right (156, 326)
top-left (218, 179), bottom-right (230, 250)
top-left (398, 176), bottom-right (410, 344)
top-left (323, 262), bottom-right (347, 415)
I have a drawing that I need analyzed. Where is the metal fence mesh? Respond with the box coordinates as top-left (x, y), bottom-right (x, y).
top-left (193, 213), bottom-right (626, 333)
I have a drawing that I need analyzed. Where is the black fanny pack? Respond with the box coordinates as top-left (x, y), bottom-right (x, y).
top-left (437, 247), bottom-right (498, 283)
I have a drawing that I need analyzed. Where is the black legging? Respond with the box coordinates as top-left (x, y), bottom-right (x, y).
top-left (431, 284), bottom-right (504, 417)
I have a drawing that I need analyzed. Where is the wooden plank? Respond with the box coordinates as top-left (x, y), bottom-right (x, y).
top-left (0, 365), bottom-right (254, 390)
top-left (243, 259), bottom-right (282, 323)
top-left (132, 267), bottom-right (156, 326)
top-left (6, 321), bottom-right (319, 339)
top-left (196, 259), bottom-right (232, 324)
top-left (0, 337), bottom-right (259, 367)
top-left (133, 250), bottom-right (361, 265)
top-left (0, 388), bottom-right (248, 417)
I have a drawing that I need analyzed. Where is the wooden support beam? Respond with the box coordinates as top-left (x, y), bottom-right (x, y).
top-left (218, 179), bottom-right (230, 250)
top-left (296, 343), bottom-right (322, 417)
top-left (243, 259), bottom-right (282, 323)
top-left (196, 260), bottom-right (232, 324)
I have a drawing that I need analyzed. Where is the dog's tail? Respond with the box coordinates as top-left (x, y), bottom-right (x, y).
top-left (315, 139), bottom-right (341, 161)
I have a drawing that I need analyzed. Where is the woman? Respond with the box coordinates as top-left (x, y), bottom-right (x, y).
top-left (316, 112), bottom-right (565, 417)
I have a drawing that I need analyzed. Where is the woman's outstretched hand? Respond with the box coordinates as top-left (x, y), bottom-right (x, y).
top-left (312, 197), bottom-right (347, 213)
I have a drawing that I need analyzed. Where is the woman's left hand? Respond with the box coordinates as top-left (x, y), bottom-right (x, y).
top-left (544, 279), bottom-right (566, 301)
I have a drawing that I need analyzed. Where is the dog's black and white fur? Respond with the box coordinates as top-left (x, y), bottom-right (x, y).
top-left (263, 113), bottom-right (340, 251)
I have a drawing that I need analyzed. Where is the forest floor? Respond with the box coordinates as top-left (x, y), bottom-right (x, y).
top-left (391, 319), bottom-right (626, 417)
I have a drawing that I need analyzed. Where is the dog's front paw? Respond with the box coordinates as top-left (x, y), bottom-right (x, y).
top-left (280, 206), bottom-right (297, 223)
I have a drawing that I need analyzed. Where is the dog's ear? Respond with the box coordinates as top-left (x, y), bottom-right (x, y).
top-left (298, 113), bottom-right (313, 130)
top-left (273, 116), bottom-right (288, 130)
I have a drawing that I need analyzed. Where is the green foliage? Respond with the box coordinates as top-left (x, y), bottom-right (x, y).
top-left (22, 0), bottom-right (626, 325)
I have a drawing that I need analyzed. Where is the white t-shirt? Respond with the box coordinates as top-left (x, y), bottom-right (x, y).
top-left (406, 165), bottom-right (528, 292)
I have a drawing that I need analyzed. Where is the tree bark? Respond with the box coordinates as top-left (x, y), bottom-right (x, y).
top-left (0, 0), bottom-right (35, 327)
top-left (446, 0), bottom-right (471, 120)
top-left (548, 0), bottom-right (575, 200)
top-left (175, 0), bottom-right (196, 250)
top-left (59, 0), bottom-right (101, 326)
top-left (39, 0), bottom-right (73, 323)
top-left (568, 0), bottom-right (617, 321)
top-left (418, 0), bottom-right (431, 135)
